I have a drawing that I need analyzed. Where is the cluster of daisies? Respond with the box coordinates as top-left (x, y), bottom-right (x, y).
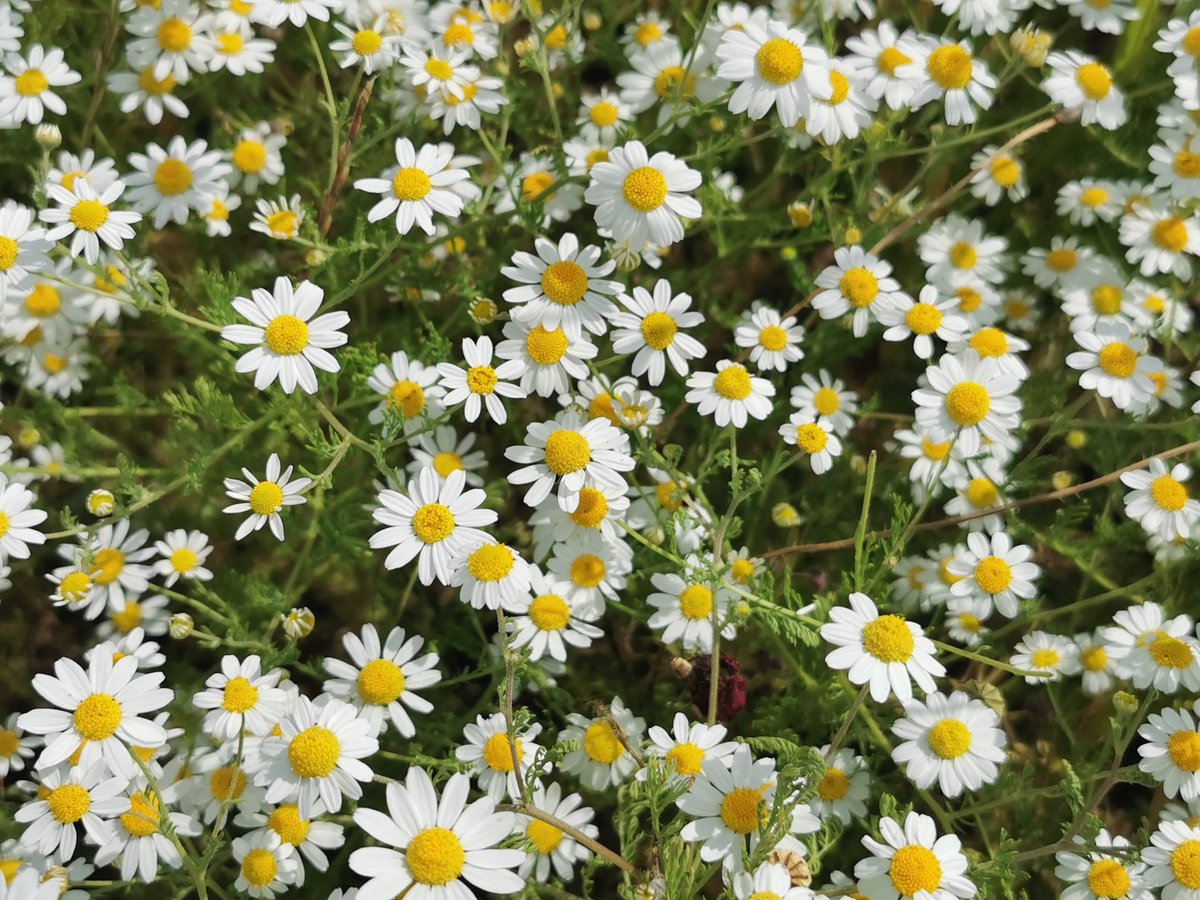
top-left (3, 0), bottom-right (1200, 896)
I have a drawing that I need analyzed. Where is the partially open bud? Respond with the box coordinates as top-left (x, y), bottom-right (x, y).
top-left (788, 201), bottom-right (813, 228)
top-left (35, 123), bottom-right (62, 149)
top-left (469, 297), bottom-right (498, 326)
top-left (169, 613), bottom-right (194, 639)
top-left (1051, 470), bottom-right (1075, 491)
top-left (772, 502), bottom-right (800, 527)
top-left (87, 489), bottom-right (115, 517)
top-left (283, 607), bottom-right (315, 639)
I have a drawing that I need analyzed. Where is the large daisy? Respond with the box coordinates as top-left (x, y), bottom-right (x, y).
top-left (353, 138), bottom-right (469, 236)
top-left (911, 351), bottom-right (1022, 458)
top-left (501, 232), bottom-right (622, 337)
top-left (505, 411), bottom-right (634, 512)
top-left (584, 140), bottom-right (701, 250)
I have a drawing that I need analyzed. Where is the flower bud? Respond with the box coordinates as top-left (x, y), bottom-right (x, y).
top-left (169, 613), bottom-right (194, 639)
top-left (582, 10), bottom-right (602, 30)
top-left (772, 502), bottom-right (800, 527)
top-left (787, 201), bottom-right (813, 228)
top-left (844, 226), bottom-right (863, 245)
top-left (709, 115), bottom-right (726, 133)
top-left (35, 123), bottom-right (62, 149)
top-left (514, 35), bottom-right (539, 58)
top-left (18, 427), bottom-right (39, 448)
top-left (1066, 429), bottom-right (1087, 449)
top-left (1051, 470), bottom-right (1075, 491)
top-left (304, 247), bottom-right (330, 266)
top-left (780, 246), bottom-right (797, 261)
top-left (283, 607), bottom-right (315, 639)
top-left (671, 657), bottom-right (693, 678)
top-left (469, 297), bottom-right (498, 326)
top-left (1112, 690), bottom-right (1138, 717)
top-left (86, 489), bottom-right (115, 517)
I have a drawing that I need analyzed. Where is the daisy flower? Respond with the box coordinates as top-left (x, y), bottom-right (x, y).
top-left (1121, 459), bottom-right (1200, 542)
top-left (495, 318), bottom-right (598, 397)
top-left (250, 193), bottom-right (305, 240)
top-left (685, 360), bottom-right (776, 428)
top-left (806, 61), bottom-right (877, 143)
top-left (18, 653), bottom-right (172, 778)
top-left (232, 830), bottom-right (299, 899)
top-left (500, 232), bottom-right (621, 337)
top-left (812, 245), bottom-right (906, 338)
top-left (715, 19), bottom-right (829, 127)
top-left (505, 569), bottom-right (605, 662)
top-left (1060, 267), bottom-right (1144, 334)
top-left (504, 411), bottom-right (634, 512)
top-left (222, 452), bottom-right (311, 541)
top-left (13, 762), bottom-right (126, 862)
top-left (450, 541), bottom-right (532, 610)
top-left (1021, 236), bottom-right (1095, 289)
top-left (584, 140), bottom-right (702, 251)
top-left (1011, 631), bottom-right (1080, 684)
top-left (943, 465), bottom-right (1008, 534)
top-left (731, 862), bottom-right (814, 899)
top-left (192, 654), bottom-right (288, 740)
top-left (331, 15), bottom-right (402, 73)
top-left (811, 746), bottom-right (870, 823)
top-left (94, 787), bottom-right (199, 884)
top-left (909, 37), bottom-right (996, 125)
top-left (1075, 630), bottom-right (1116, 695)
top-left (1060, 0), bottom-right (1138, 34)
top-left (1142, 819), bottom-right (1200, 898)
top-left (0, 202), bottom-right (51, 302)
top-left (517, 781), bottom-right (597, 884)
top-left (949, 326), bottom-right (1031, 381)
top-left (946, 531), bottom-right (1039, 619)
top-left (919, 215), bottom-right (1007, 286)
top-left (222, 276), bottom-right (349, 395)
top-left (251, 0), bottom-right (338, 27)
top-left (0, 45), bottom-right (80, 126)
top-left (367, 350), bottom-right (445, 431)
top-left (227, 122), bottom-right (286, 193)
top-left (97, 593), bottom-right (170, 640)
top-left (208, 19), bottom-right (276, 74)
top-left (0, 475), bottom-right (47, 561)
top-left (1119, 207), bottom-right (1200, 278)
top-left (645, 713), bottom-right (738, 781)
top-left (854, 812), bottom-right (976, 900)
top-left (353, 138), bottom-right (469, 236)
top-left (1057, 179), bottom-right (1122, 226)
top-left (844, 22), bottom-right (923, 110)
top-left (1054, 829), bottom-right (1149, 900)
top-left (1139, 705), bottom-right (1200, 801)
top-left (406, 426), bottom-right (486, 487)
top-left (647, 564), bottom-right (737, 653)
top-left (608, 279), bottom-right (706, 385)
top-left (1066, 322), bottom-right (1162, 412)
top-left (429, 70), bottom-right (507, 135)
top-left (236, 801), bottom-right (344, 887)
top-left (779, 413), bottom-right (842, 474)
top-left (455, 713), bottom-right (543, 802)
top-left (1042, 51), bottom-right (1127, 129)
top-left (879, 285), bottom-right (969, 360)
top-left (124, 136), bottom-right (232, 229)
top-left (124, 0), bottom-right (213, 82)
top-left (59, 519), bottom-right (155, 614)
top-left (322, 624), bottom-right (441, 738)
top-left (369, 467), bottom-right (497, 585)
top-left (545, 530), bottom-right (633, 616)
top-left (578, 87), bottom-right (630, 143)
top-left (790, 369), bottom-right (858, 435)
top-left (1103, 602), bottom-right (1200, 692)
top-left (733, 303), bottom-right (805, 371)
top-left (494, 153), bottom-right (584, 227)
top-left (349, 767), bottom-right (524, 900)
top-left (912, 351), bottom-right (1022, 458)
top-left (257, 695), bottom-right (378, 817)
top-left (891, 691), bottom-right (1006, 798)
top-left (821, 592), bottom-right (945, 703)
top-left (969, 146), bottom-right (1028, 205)
top-left (38, 179), bottom-right (140, 266)
top-left (559, 698), bottom-right (646, 790)
top-left (0, 713), bottom-right (35, 778)
top-left (152, 528), bottom-right (212, 586)
top-left (107, 65), bottom-right (189, 124)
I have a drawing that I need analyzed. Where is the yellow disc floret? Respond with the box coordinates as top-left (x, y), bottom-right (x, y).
top-left (288, 726), bottom-right (341, 778)
top-left (861, 615), bottom-right (915, 663)
top-left (74, 693), bottom-right (122, 741)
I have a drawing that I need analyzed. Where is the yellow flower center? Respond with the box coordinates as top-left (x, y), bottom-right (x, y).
top-left (794, 423), bottom-right (828, 455)
top-left (266, 209), bottom-right (300, 237)
top-left (221, 676), bottom-right (259, 713)
top-left (656, 480), bottom-right (685, 512)
top-left (828, 70), bottom-right (850, 104)
top-left (544, 429), bottom-right (591, 474)
top-left (713, 364), bottom-right (752, 400)
top-left (170, 547), bottom-right (198, 574)
top-left (70, 200), bottom-right (110, 233)
top-left (241, 848), bottom-right (277, 888)
top-left (1151, 632), bottom-right (1195, 670)
top-left (48, 784), bottom-right (91, 824)
top-left (356, 658), bottom-right (406, 705)
top-left (813, 387), bottom-right (840, 415)
top-left (748, 893), bottom-right (783, 900)
top-left (111, 599), bottom-right (141, 633)
top-left (923, 438), bottom-right (952, 461)
top-left (232, 139), bottom-right (267, 174)
top-left (407, 827), bottom-right (466, 885)
top-left (74, 693), bottom-right (122, 741)
top-left (1046, 248), bottom-right (1077, 272)
top-left (1175, 151), bottom-right (1200, 179)
top-left (249, 481), bottom-right (284, 515)
top-left (583, 721), bottom-right (624, 763)
top-left (719, 786), bottom-right (767, 835)
top-left (521, 171), bottom-right (555, 202)
top-left (522, 820), bottom-right (563, 859)
top-left (1080, 186), bottom-right (1109, 207)
top-left (1084, 859), bottom-right (1130, 899)
top-left (890, 845), bottom-right (943, 896)
top-left (1081, 645), bottom-right (1107, 671)
top-left (905, 303), bottom-right (943, 335)
top-left (424, 58), bottom-right (454, 81)
top-left (1075, 62), bottom-right (1112, 100)
top-left (990, 156), bottom-right (1021, 188)
top-left (352, 28), bottom-right (383, 54)
top-left (816, 767), bottom-right (849, 801)
top-left (157, 17), bottom-right (192, 51)
top-left (0, 729), bottom-right (20, 757)
top-left (665, 741), bottom-right (704, 776)
top-left (569, 487), bottom-right (609, 527)
top-left (541, 260), bottom-right (588, 305)
top-left (1097, 342), bottom-right (1137, 378)
top-left (443, 22), bottom-right (475, 47)
top-left (1153, 217), bottom-right (1189, 253)
top-left (264, 314), bottom-right (309, 355)
top-left (1172, 840), bottom-right (1200, 889)
top-left (482, 732), bottom-right (522, 772)
top-left (387, 380), bottom-right (425, 418)
top-left (756, 325), bottom-right (788, 351)
top-left (622, 166), bottom-right (669, 212)
top-left (120, 791), bottom-right (160, 838)
top-left (927, 719), bottom-right (972, 759)
top-left (839, 267), bottom-right (879, 307)
top-left (529, 593), bottom-right (570, 630)
top-left (678, 584), bottom-right (713, 620)
top-left (731, 558), bottom-right (756, 584)
top-left (209, 198), bottom-right (229, 220)
top-left (268, 804), bottom-right (311, 845)
top-left (25, 284), bottom-right (61, 317)
top-left (210, 765), bottom-right (246, 801)
top-left (878, 46), bottom-right (912, 75)
top-left (944, 381), bottom-right (990, 426)
top-left (756, 37), bottom-right (804, 85)
top-left (949, 241), bottom-right (978, 269)
top-left (635, 20), bottom-right (662, 45)
top-left (526, 325), bottom-right (569, 364)
top-left (0, 859), bottom-right (20, 884)
top-left (926, 45), bottom-right (972, 90)
top-left (288, 726), bottom-right (341, 778)
top-left (411, 503), bottom-right (455, 544)
top-left (1183, 27), bottom-right (1200, 57)
top-left (1031, 648), bottom-right (1060, 669)
top-left (0, 236), bottom-right (18, 271)
top-left (954, 287), bottom-right (982, 312)
top-left (590, 101), bottom-right (619, 127)
top-left (640, 311), bottom-right (678, 350)
top-left (1150, 474), bottom-right (1188, 511)
top-left (15, 69), bottom-right (48, 96)
top-left (654, 65), bottom-right (696, 98)
top-left (153, 159), bottom-right (193, 196)
top-left (969, 327), bottom-right (1009, 358)
top-left (392, 167), bottom-right (433, 201)
top-left (466, 365), bottom-right (498, 394)
top-left (585, 148), bottom-right (609, 170)
top-left (570, 553), bottom-right (606, 587)
top-left (974, 556), bottom-right (1013, 595)
top-left (862, 615), bottom-right (915, 663)
top-left (468, 543), bottom-right (515, 582)
top-left (218, 32), bottom-right (245, 54)
top-left (545, 23), bottom-right (568, 49)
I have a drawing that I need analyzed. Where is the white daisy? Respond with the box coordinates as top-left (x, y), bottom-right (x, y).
top-left (152, 528), bottom-right (212, 587)
top-left (715, 19), bottom-right (828, 129)
top-left (13, 762), bottom-right (125, 862)
top-left (609, 278), bottom-right (706, 385)
top-left (891, 690), bottom-right (1006, 798)
top-left (331, 15), bottom-right (402, 73)
top-left (124, 136), bottom-right (232, 229)
top-left (501, 232), bottom-right (621, 337)
top-left (94, 787), bottom-right (199, 884)
top-left (1075, 630), bottom-right (1116, 695)
top-left (432, 336), bottom-right (525, 426)
top-left (731, 862), bottom-right (815, 899)
top-left (455, 713), bottom-right (543, 802)
top-left (124, 0), bottom-right (213, 82)
top-left (559, 697), bottom-right (646, 790)
top-left (37, 179), bottom-right (140, 266)
top-left (584, 140), bottom-right (702, 251)
top-left (504, 568), bottom-right (605, 662)
top-left (504, 411), bottom-right (634, 512)
top-left (235, 801), bottom-right (344, 887)
top-left (495, 318), bottom-right (598, 398)
top-left (685, 360), bottom-right (776, 428)
top-left (1010, 631), bottom-right (1080, 684)
top-left (0, 475), bottom-right (47, 562)
top-left (1138, 704), bottom-right (1200, 802)
top-left (367, 350), bottom-right (445, 432)
top-left (406, 426), bottom-right (487, 487)
top-left (734, 302), bottom-right (805, 372)
top-left (57, 519), bottom-right (155, 615)
top-left (854, 812), bottom-right (976, 900)
top-left (811, 745), bottom-right (870, 824)
top-left (1143, 819), bottom-right (1200, 897)
top-left (0, 713), bottom-right (35, 779)
top-left (107, 66), bottom-right (189, 124)
top-left (192, 654), bottom-right (288, 740)
top-left (0, 201), bottom-right (52, 302)
top-left (1057, 179), bottom-right (1122, 226)
top-left (1103, 602), bottom-right (1200, 692)
top-left (0, 45), bottom-right (80, 126)
top-left (227, 121), bottom-right (287, 193)
top-left (1119, 207), bottom-right (1200, 278)
top-left (646, 562), bottom-right (737, 653)
top-left (644, 713), bottom-right (738, 781)
top-left (1054, 829), bottom-right (1151, 900)
top-left (844, 22), bottom-right (923, 110)
top-left (909, 36), bottom-right (996, 125)
top-left (912, 351), bottom-right (1022, 458)
top-left (208, 19), bottom-right (276, 74)
top-left (1042, 51), bottom-right (1127, 129)
top-left (450, 541), bottom-right (532, 610)
top-left (232, 830), bottom-right (299, 899)
top-left (790, 369), bottom-right (858, 435)
top-left (222, 453), bottom-right (311, 541)
top-left (517, 781), bottom-right (597, 884)
top-left (919, 215), bottom-right (1008, 286)
top-left (878, 285), bottom-right (969, 360)
top-left (353, 138), bottom-right (468, 236)
top-left (251, 0), bottom-right (339, 27)
top-left (813, 245), bottom-right (906, 337)
top-left (249, 193), bottom-right (305, 240)
top-left (1066, 322), bottom-right (1162, 412)
top-left (544, 530), bottom-right (632, 616)
top-left (779, 413), bottom-right (842, 474)
top-left (1121, 459), bottom-right (1200, 542)
top-left (946, 531), bottom-right (1039, 619)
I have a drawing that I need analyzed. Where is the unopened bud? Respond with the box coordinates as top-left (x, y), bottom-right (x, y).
top-left (35, 123), bottom-right (62, 149)
top-left (18, 427), bottom-right (39, 448)
top-left (86, 489), bottom-right (115, 517)
top-left (1051, 470), bottom-right (1074, 491)
top-left (709, 115), bottom-right (726, 133)
top-left (671, 656), bottom-right (694, 678)
top-left (514, 35), bottom-right (539, 57)
top-left (283, 607), bottom-right (315, 639)
top-left (1010, 27), bottom-right (1052, 67)
top-left (469, 297), bottom-right (498, 325)
top-left (582, 10), bottom-right (601, 30)
top-left (844, 227), bottom-right (863, 245)
top-left (169, 613), bottom-right (194, 639)
top-left (788, 201), bottom-right (813, 228)
top-left (1112, 690), bottom-right (1138, 717)
top-left (304, 247), bottom-right (330, 266)
top-left (1066, 429), bottom-right (1087, 449)
top-left (772, 502), bottom-right (800, 527)
top-left (780, 246), bottom-right (797, 261)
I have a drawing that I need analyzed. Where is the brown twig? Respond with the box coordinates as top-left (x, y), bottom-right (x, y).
top-left (318, 75), bottom-right (376, 237)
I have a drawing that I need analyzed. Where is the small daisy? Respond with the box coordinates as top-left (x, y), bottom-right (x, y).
top-left (59, 519), bottom-right (155, 614)
top-left (18, 653), bottom-right (172, 778)
top-left (946, 531), bottom-right (1039, 619)
top-left (878, 285), bottom-right (969, 360)
top-left (227, 122), bottom-right (286, 193)
top-left (517, 781), bottom-right (597, 884)
top-left (731, 862), bottom-right (815, 899)
top-left (790, 369), bottom-right (858, 435)
top-left (0, 713), bottom-right (35, 778)
top-left (353, 138), bottom-right (468, 236)
top-left (806, 61), bottom-right (877, 143)
top-left (257, 695), bottom-right (378, 817)
top-left (1021, 236), bottom-right (1095, 290)
top-left (946, 597), bottom-right (991, 647)
top-left (124, 136), bottom-right (232, 229)
top-left (949, 326), bottom-right (1031, 381)
top-left (854, 812), bottom-right (977, 900)
top-left (734, 302), bottom-right (805, 371)
top-left (608, 278), bottom-right (706, 385)
top-left (124, 0), bottom-right (213, 82)
top-left (969, 146), bottom-right (1028, 205)
top-left (349, 767), bottom-right (524, 899)
top-left (455, 713), bottom-right (543, 801)
top-left (779, 413), bottom-right (842, 474)
top-left (236, 801), bottom-right (344, 887)
top-left (222, 452), bottom-right (311, 541)
top-left (1011, 631), bottom-right (1080, 684)
top-left (912, 351), bottom-right (1022, 458)
top-left (811, 746), bottom-right (870, 823)
top-left (647, 563), bottom-right (737, 653)
top-left (813, 245), bottom-right (906, 337)
top-left (322, 624), bottom-right (441, 738)
top-left (943, 464), bottom-right (1008, 534)
top-left (1042, 51), bottom-right (1127, 129)
top-left (1121, 459), bottom-right (1200, 542)
top-left (429, 70), bottom-right (507, 135)
top-left (545, 530), bottom-right (633, 616)
top-left (208, 19), bottom-right (276, 75)
top-left (0, 475), bottom-right (47, 561)
top-left (1119, 207), bottom-right (1200, 278)
top-left (106, 65), bottom-right (189, 125)
top-left (909, 37), bottom-right (996, 125)
top-left (495, 319), bottom-right (597, 398)
top-left (584, 140), bottom-right (702, 251)
top-left (1066, 322), bottom-right (1162, 412)
top-left (1055, 830), bottom-right (1151, 900)
top-left (1057, 179), bottom-right (1122, 226)
top-left (500, 232), bottom-right (621, 337)
top-left (39, 179), bottom-right (141, 265)
top-left (715, 19), bottom-right (829, 127)
top-left (645, 713), bottom-right (738, 781)
top-left (1139, 705), bottom-right (1200, 802)
top-left (894, 425), bottom-right (962, 494)
top-left (251, 0), bottom-right (338, 27)
top-left (152, 528), bottom-right (212, 587)
top-left (406, 426), bottom-right (487, 487)
top-left (891, 691), bottom-right (1006, 798)
top-left (559, 697), bottom-right (646, 790)
top-left (188, 750), bottom-right (266, 824)
top-left (844, 22), bottom-right (924, 110)
top-left (919, 215), bottom-right (1008, 286)
top-left (505, 569), bottom-right (605, 662)
top-left (232, 830), bottom-right (299, 899)
top-left (494, 154), bottom-right (584, 227)
top-left (331, 15), bottom-right (402, 73)
top-left (685, 360), bottom-right (776, 428)
top-left (0, 201), bottom-right (51, 302)
top-left (222, 276), bottom-right (349, 395)
top-left (450, 541), bottom-right (532, 610)
top-left (0, 45), bottom-right (80, 126)
top-left (192, 654), bottom-right (288, 740)
top-left (94, 787), bottom-right (200, 884)
top-left (13, 762), bottom-right (126, 862)
top-left (1075, 630), bottom-right (1116, 695)
top-left (1103, 602), bottom-right (1200, 693)
top-left (250, 194), bottom-right (305, 240)
top-left (367, 350), bottom-right (445, 432)
top-left (369, 467), bottom-right (497, 585)
top-left (504, 411), bottom-right (634, 512)
top-left (821, 592), bottom-right (945, 703)
top-left (1143, 819), bottom-right (1200, 897)
top-left (578, 87), bottom-right (630, 143)
top-left (1060, 0), bottom-right (1138, 34)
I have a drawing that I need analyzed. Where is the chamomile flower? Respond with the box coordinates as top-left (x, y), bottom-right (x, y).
top-left (559, 697), bottom-right (645, 790)
top-left (811, 747), bottom-right (870, 823)
top-left (232, 830), bottom-right (299, 899)
top-left (366, 350), bottom-right (443, 432)
top-left (1058, 179), bottom-right (1122, 226)
top-left (878, 285), bottom-right (969, 360)
top-left (124, 0), bottom-right (213, 82)
top-left (124, 137), bottom-right (232, 228)
top-left (236, 800), bottom-right (344, 887)
top-left (94, 788), bottom-right (199, 884)
top-left (222, 452), bottom-right (311, 541)
top-left (505, 411), bottom-right (634, 512)
top-left (969, 146), bottom-right (1028, 205)
top-left (806, 61), bottom-right (876, 143)
top-left (0, 202), bottom-right (51, 302)
top-left (501, 233), bottom-right (621, 337)
top-left (1121, 459), bottom-right (1200, 542)
top-left (790, 370), bottom-right (858, 435)
top-left (946, 531), bottom-right (1039, 619)
top-left (946, 597), bottom-right (991, 647)
top-left (406, 426), bottom-right (487, 487)
top-left (450, 541), bottom-right (533, 610)
top-left (584, 140), bottom-right (702, 251)
top-left (349, 767), bottom-right (524, 899)
top-left (322, 624), bottom-right (441, 738)
top-left (0, 475), bottom-right (47, 562)
top-left (0, 45), bottom-right (80, 126)
top-left (734, 303), bottom-right (805, 371)
top-left (912, 351), bottom-right (1022, 458)
top-left (151, 528), bottom-right (212, 586)
top-left (909, 37), bottom-right (995, 125)
top-left (854, 812), bottom-right (976, 900)
top-left (578, 87), bottom-right (630, 142)
top-left (844, 22), bottom-right (923, 110)
top-left (1066, 322), bottom-right (1162, 412)
top-left (39, 178), bottom-right (141, 266)
top-left (1104, 602), bottom-right (1200, 692)
top-left (822, 592), bottom-right (945, 703)
top-left (222, 276), bottom-right (349, 395)
top-left (1119, 207), bottom-right (1200, 278)
top-left (249, 193), bottom-right (304, 240)
top-left (731, 862), bottom-right (815, 899)
top-left (609, 279), bottom-right (706, 385)
top-left (686, 360), bottom-right (776, 428)
top-left (227, 122), bottom-right (286, 193)
top-left (891, 691), bottom-right (1006, 798)
top-left (779, 413), bottom-right (842, 474)
top-left (332, 15), bottom-right (402, 73)
top-left (505, 568), bottom-right (604, 662)
top-left (517, 781), bottom-right (597, 884)
top-left (647, 564), bottom-right (737, 653)
top-left (494, 154), bottom-right (584, 227)
top-left (18, 653), bottom-right (172, 778)
top-left (1042, 51), bottom-right (1127, 129)
top-left (1060, 266), bottom-right (1144, 333)
top-left (0, 714), bottom-right (35, 778)
top-left (1021, 236), bottom-right (1095, 289)
top-left (193, 654), bottom-right (288, 740)
top-left (97, 593), bottom-right (170, 640)
top-left (715, 19), bottom-right (828, 128)
top-left (257, 695), bottom-right (378, 817)
top-left (616, 40), bottom-right (719, 129)
top-left (495, 318), bottom-right (598, 397)
top-left (919, 215), bottom-right (1007, 286)
top-left (14, 762), bottom-right (125, 862)
top-left (455, 713), bottom-right (543, 801)
top-left (1011, 631), bottom-right (1080, 684)
top-left (1074, 631), bottom-right (1116, 695)
top-left (1139, 705), bottom-right (1200, 801)
top-left (370, 466), bottom-right (497, 585)
top-left (1060, 0), bottom-right (1138, 34)
top-left (943, 463), bottom-right (1008, 534)
top-left (208, 19), bottom-right (276, 74)
top-left (107, 66), bottom-right (188, 124)
top-left (1142, 819), bottom-right (1200, 897)
top-left (644, 714), bottom-right (738, 782)
top-left (353, 138), bottom-right (469, 236)
top-left (62, 519), bottom-right (155, 613)
top-left (813, 245), bottom-right (906, 337)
